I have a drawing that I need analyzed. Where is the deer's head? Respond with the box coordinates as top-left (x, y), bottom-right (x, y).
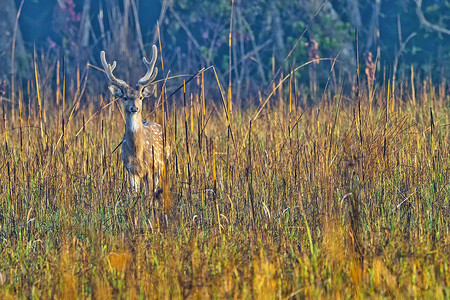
top-left (100, 45), bottom-right (158, 115)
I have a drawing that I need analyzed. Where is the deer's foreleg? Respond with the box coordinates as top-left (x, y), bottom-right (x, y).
top-left (143, 174), bottom-right (151, 196)
top-left (128, 171), bottom-right (140, 194)
top-left (153, 171), bottom-right (160, 192)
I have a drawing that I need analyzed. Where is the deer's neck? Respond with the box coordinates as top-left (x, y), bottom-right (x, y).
top-left (126, 112), bottom-right (143, 133)
top-left (125, 113), bottom-right (145, 151)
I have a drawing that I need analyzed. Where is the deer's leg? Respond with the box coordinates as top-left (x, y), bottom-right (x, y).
top-left (143, 174), bottom-right (151, 196)
top-left (129, 171), bottom-right (140, 194)
top-left (134, 176), bottom-right (140, 193)
top-left (153, 171), bottom-right (160, 192)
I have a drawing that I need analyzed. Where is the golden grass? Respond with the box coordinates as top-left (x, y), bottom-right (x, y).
top-left (0, 70), bottom-right (449, 298)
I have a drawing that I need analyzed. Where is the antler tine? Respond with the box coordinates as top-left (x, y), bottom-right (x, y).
top-left (100, 51), bottom-right (128, 88)
top-left (110, 61), bottom-right (117, 71)
top-left (137, 45), bottom-right (158, 87)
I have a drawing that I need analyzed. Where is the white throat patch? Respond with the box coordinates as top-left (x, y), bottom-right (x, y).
top-left (127, 116), bottom-right (141, 132)
top-left (129, 121), bottom-right (140, 132)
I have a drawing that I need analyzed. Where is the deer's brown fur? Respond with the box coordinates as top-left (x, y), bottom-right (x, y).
top-left (100, 45), bottom-right (167, 194)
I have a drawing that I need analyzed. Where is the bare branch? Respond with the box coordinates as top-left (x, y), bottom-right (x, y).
top-left (415, 0), bottom-right (450, 35)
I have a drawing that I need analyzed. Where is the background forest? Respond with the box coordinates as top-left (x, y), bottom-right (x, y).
top-left (2, 0), bottom-right (450, 100)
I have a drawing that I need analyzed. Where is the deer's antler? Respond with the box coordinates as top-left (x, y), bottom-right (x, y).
top-left (100, 51), bottom-right (129, 88)
top-left (137, 45), bottom-right (158, 87)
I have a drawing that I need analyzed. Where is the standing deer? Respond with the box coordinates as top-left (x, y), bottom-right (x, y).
top-left (100, 45), bottom-right (166, 195)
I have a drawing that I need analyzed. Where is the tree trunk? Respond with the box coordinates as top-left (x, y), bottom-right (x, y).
top-left (365, 0), bottom-right (382, 51)
top-left (307, 0), bottom-right (355, 74)
top-left (346, 0), bottom-right (362, 31)
top-left (80, 0), bottom-right (91, 47)
top-left (270, 1), bottom-right (285, 63)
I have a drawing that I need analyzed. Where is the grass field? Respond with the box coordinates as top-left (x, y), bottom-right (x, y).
top-left (0, 67), bottom-right (449, 298)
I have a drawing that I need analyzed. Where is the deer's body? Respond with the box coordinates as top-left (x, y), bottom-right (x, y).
top-left (100, 45), bottom-right (166, 194)
top-left (122, 119), bottom-right (164, 192)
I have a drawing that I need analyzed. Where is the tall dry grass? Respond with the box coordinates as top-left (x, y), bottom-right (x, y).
top-left (0, 54), bottom-right (449, 298)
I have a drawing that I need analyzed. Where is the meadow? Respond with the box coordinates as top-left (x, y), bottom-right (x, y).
top-left (0, 62), bottom-right (449, 299)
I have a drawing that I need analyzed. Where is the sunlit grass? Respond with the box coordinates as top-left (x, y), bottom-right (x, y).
top-left (0, 69), bottom-right (449, 298)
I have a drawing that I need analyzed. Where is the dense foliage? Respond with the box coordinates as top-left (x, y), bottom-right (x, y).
top-left (3, 0), bottom-right (450, 97)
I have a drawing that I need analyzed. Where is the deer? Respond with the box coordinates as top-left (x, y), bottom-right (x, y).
top-left (100, 45), bottom-right (167, 196)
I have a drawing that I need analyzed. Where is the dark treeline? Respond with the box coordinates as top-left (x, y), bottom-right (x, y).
top-left (1, 0), bottom-right (449, 102)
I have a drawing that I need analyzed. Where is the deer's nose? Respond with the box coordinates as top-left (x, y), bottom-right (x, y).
top-left (130, 105), bottom-right (139, 113)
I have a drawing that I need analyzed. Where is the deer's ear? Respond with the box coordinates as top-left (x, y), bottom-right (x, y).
top-left (142, 85), bottom-right (155, 98)
top-left (108, 85), bottom-right (124, 97)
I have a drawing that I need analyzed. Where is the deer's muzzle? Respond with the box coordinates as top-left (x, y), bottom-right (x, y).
top-left (129, 105), bottom-right (139, 113)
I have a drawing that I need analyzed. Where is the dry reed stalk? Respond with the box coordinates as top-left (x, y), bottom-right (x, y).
top-left (228, 0), bottom-right (235, 117)
top-left (248, 120), bottom-right (255, 229)
top-left (56, 60), bottom-right (61, 106)
top-left (10, 0), bottom-right (25, 125)
top-left (18, 89), bottom-right (23, 152)
top-left (2, 106), bottom-right (7, 152)
top-left (183, 81), bottom-right (192, 203)
top-left (411, 66), bottom-right (416, 106)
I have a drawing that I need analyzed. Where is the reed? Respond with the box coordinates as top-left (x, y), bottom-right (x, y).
top-left (1, 65), bottom-right (448, 297)
top-left (0, 3), bottom-right (449, 294)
